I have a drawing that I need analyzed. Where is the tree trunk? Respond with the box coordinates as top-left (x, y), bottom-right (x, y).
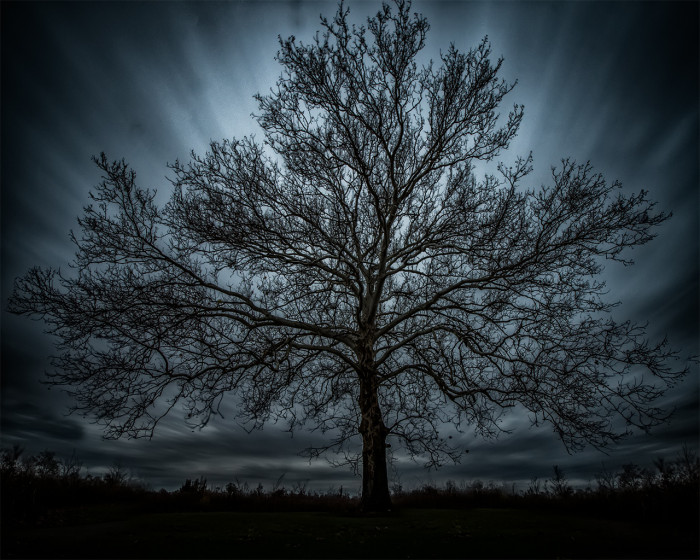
top-left (358, 376), bottom-right (392, 512)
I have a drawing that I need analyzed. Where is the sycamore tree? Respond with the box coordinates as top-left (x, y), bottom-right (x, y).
top-left (9, 0), bottom-right (686, 511)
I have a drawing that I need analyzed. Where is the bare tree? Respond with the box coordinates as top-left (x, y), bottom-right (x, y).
top-left (9, 0), bottom-right (686, 511)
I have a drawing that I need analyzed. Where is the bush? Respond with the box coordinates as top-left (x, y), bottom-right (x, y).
top-left (2, 446), bottom-right (697, 528)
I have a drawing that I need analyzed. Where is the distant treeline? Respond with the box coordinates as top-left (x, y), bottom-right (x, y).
top-left (1, 445), bottom-right (698, 528)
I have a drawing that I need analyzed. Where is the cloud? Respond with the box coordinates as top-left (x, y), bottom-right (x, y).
top-left (0, 402), bottom-right (85, 444)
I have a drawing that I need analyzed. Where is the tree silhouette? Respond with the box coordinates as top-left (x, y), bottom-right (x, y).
top-left (9, 0), bottom-right (686, 511)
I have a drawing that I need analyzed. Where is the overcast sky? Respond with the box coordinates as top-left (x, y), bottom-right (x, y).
top-left (1, 0), bottom-right (698, 493)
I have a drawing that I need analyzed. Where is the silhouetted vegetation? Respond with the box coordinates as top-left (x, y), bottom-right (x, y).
top-left (3, 446), bottom-right (698, 559)
top-left (2, 445), bottom-right (698, 534)
top-left (0, 446), bottom-right (359, 528)
top-left (1, 445), bottom-right (151, 528)
top-left (393, 447), bottom-right (699, 529)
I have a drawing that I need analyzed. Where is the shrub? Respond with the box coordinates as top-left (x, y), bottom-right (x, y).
top-left (2, 446), bottom-right (697, 527)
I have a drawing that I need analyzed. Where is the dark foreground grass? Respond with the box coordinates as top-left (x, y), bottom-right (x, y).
top-left (3, 506), bottom-right (697, 559)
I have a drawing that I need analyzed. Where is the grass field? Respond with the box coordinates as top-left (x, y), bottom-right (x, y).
top-left (3, 506), bottom-right (697, 559)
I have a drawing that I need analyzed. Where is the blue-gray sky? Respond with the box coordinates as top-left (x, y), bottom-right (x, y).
top-left (1, 0), bottom-right (698, 493)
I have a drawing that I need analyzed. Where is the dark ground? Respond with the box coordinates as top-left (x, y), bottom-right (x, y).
top-left (3, 505), bottom-right (698, 559)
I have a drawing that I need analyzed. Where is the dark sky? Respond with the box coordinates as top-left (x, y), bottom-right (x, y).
top-left (1, 0), bottom-right (698, 493)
